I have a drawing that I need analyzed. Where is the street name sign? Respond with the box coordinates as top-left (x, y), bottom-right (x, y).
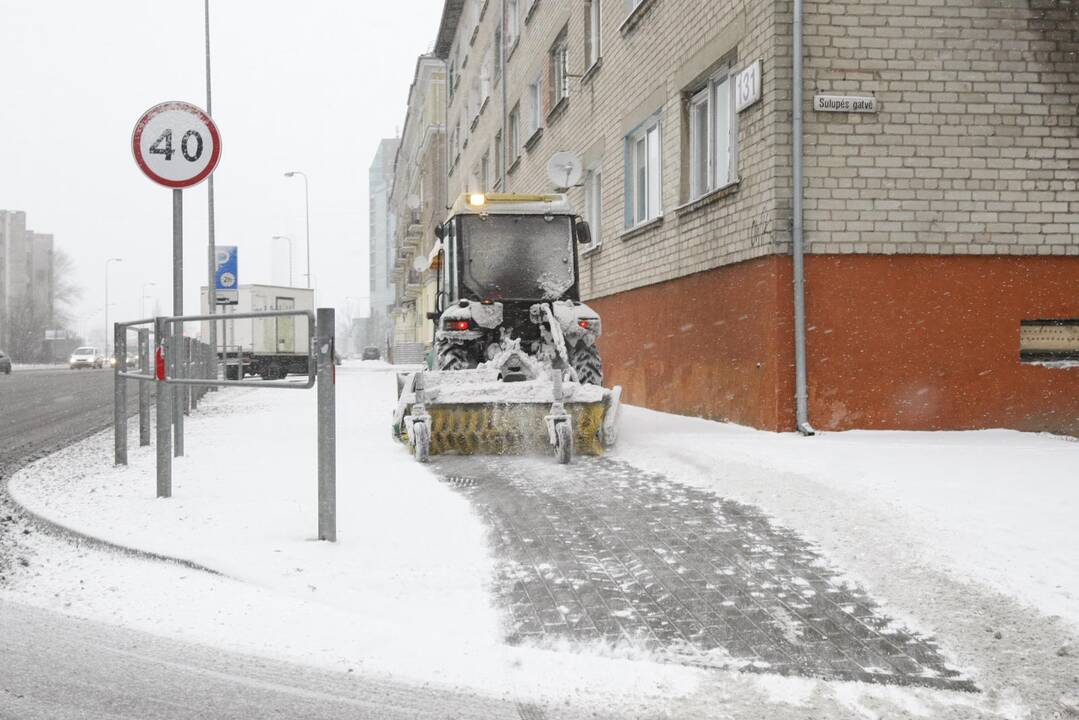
top-left (214, 246), bottom-right (239, 305)
top-left (132, 101), bottom-right (221, 188)
top-left (735, 60), bottom-right (762, 113)
top-left (814, 95), bottom-right (878, 113)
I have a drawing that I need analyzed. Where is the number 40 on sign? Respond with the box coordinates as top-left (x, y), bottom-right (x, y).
top-left (132, 101), bottom-right (221, 189)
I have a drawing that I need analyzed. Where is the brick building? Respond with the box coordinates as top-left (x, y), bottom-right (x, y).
top-left (389, 55), bottom-right (447, 357)
top-left (366, 138), bottom-right (401, 357)
top-left (423, 0), bottom-right (1079, 434)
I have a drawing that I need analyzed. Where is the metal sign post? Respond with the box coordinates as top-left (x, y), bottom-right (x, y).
top-left (315, 308), bottom-right (336, 541)
top-left (113, 324), bottom-right (127, 466)
top-left (132, 100), bottom-right (222, 462)
top-left (154, 317), bottom-right (172, 498)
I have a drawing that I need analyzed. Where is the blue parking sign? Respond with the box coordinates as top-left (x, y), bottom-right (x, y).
top-left (214, 246), bottom-right (238, 304)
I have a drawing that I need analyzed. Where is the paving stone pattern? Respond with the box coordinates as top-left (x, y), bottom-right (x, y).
top-left (435, 456), bottom-right (975, 692)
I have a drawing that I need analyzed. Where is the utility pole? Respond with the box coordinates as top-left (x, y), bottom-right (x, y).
top-left (205, 0), bottom-right (219, 377)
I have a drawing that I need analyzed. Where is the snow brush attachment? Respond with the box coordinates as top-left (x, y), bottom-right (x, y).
top-left (392, 369), bottom-right (620, 463)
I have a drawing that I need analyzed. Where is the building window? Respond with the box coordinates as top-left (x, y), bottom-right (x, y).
top-left (481, 46), bottom-right (493, 100)
top-left (508, 103), bottom-right (521, 162)
top-left (686, 66), bottom-right (737, 200)
top-left (527, 73), bottom-right (542, 138)
top-left (448, 52), bottom-right (457, 99)
top-left (624, 115), bottom-right (661, 227)
top-left (494, 131), bottom-right (504, 185)
top-left (506, 0), bottom-right (520, 48)
top-left (585, 0), bottom-right (601, 68)
top-left (583, 167), bottom-right (603, 249)
top-left (549, 30), bottom-right (569, 107)
top-left (494, 25), bottom-right (503, 81)
top-left (481, 150), bottom-right (491, 190)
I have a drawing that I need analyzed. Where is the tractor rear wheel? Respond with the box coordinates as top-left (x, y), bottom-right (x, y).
top-left (436, 340), bottom-right (477, 372)
top-left (570, 341), bottom-right (603, 386)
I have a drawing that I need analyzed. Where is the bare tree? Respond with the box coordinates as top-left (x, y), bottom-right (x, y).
top-left (5, 248), bottom-right (82, 362)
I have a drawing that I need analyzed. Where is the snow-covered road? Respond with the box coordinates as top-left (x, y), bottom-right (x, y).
top-left (3, 361), bottom-right (1077, 718)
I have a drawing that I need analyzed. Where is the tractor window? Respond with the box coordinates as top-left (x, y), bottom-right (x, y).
top-left (460, 215), bottom-right (575, 301)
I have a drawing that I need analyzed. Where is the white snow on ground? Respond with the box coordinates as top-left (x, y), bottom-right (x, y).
top-left (614, 407), bottom-right (1079, 630)
top-left (5, 362), bottom-right (1074, 717)
top-left (5, 363), bottom-right (702, 707)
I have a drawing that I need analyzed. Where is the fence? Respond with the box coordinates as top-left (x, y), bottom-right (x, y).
top-left (113, 308), bottom-right (337, 541)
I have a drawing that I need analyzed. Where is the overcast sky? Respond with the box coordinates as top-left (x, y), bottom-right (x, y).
top-left (1, 0), bottom-right (444, 345)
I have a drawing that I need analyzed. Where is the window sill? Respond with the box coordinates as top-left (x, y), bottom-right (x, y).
top-left (507, 38), bottom-right (520, 63)
top-left (620, 215), bottom-right (664, 241)
top-left (581, 58), bottom-right (603, 85)
top-left (479, 0), bottom-right (489, 22)
top-left (507, 156), bottom-right (522, 175)
top-left (479, 96), bottom-right (490, 116)
top-left (620, 0), bottom-right (660, 36)
top-left (581, 241), bottom-right (603, 258)
top-left (470, 25), bottom-right (480, 47)
top-left (675, 180), bottom-right (741, 217)
top-left (524, 127), bottom-right (544, 152)
top-left (471, 115), bottom-right (480, 132)
top-left (546, 96), bottom-right (569, 125)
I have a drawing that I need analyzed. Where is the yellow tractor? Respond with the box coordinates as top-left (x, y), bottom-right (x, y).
top-left (393, 193), bottom-right (622, 464)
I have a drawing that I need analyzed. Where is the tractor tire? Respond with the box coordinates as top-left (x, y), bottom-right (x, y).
top-left (436, 341), bottom-right (476, 372)
top-left (570, 341), bottom-right (604, 386)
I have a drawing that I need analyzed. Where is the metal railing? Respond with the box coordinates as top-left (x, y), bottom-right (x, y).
top-left (112, 308), bottom-right (337, 541)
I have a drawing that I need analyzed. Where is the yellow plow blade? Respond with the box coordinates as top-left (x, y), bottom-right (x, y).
top-left (398, 402), bottom-right (606, 457)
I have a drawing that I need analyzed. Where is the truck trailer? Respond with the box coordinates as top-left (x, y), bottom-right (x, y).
top-left (199, 284), bottom-right (313, 380)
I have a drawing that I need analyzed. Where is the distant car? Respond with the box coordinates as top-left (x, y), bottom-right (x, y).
top-left (69, 346), bottom-right (103, 370)
top-left (361, 346), bottom-right (381, 360)
top-left (0, 350), bottom-right (11, 375)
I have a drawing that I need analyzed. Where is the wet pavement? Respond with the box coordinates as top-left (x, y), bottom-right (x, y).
top-left (433, 455), bottom-right (976, 692)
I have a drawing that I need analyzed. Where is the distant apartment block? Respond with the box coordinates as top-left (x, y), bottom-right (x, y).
top-left (0, 210), bottom-right (55, 353)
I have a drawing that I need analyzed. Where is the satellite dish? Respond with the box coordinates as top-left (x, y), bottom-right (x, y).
top-left (406, 194), bottom-right (421, 210)
top-left (547, 152), bottom-right (583, 189)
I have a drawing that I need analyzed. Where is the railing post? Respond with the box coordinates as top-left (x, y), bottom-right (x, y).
top-left (188, 337), bottom-right (198, 411)
top-left (173, 324), bottom-right (184, 456)
top-left (113, 323), bottom-right (127, 466)
top-left (315, 308), bottom-right (337, 542)
top-left (156, 316), bottom-right (172, 497)
top-left (139, 328), bottom-right (151, 447)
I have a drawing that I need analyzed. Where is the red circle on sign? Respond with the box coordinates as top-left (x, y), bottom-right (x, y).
top-left (132, 101), bottom-right (222, 189)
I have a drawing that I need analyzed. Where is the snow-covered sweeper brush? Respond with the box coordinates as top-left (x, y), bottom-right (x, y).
top-left (393, 193), bottom-right (622, 464)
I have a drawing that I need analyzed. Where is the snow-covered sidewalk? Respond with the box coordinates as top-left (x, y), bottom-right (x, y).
top-left (5, 361), bottom-right (1077, 717)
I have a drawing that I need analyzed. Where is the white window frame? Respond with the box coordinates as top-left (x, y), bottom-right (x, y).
top-left (688, 65), bottom-right (738, 200)
top-left (527, 73), bottom-right (542, 138)
top-left (506, 0), bottom-right (520, 48)
top-left (550, 33), bottom-right (569, 106)
top-left (585, 0), bottom-right (602, 68)
top-left (583, 166), bottom-right (603, 250)
top-left (480, 47), bottom-right (493, 100)
top-left (624, 115), bottom-right (662, 228)
top-left (508, 104), bottom-right (521, 161)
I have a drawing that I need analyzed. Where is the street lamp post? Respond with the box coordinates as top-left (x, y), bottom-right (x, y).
top-left (284, 171), bottom-right (311, 289)
top-left (104, 257), bottom-right (122, 356)
top-left (140, 282), bottom-right (156, 318)
top-left (272, 235), bottom-right (294, 287)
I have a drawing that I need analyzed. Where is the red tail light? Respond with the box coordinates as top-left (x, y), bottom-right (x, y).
top-left (155, 347), bottom-right (166, 380)
top-left (578, 320), bottom-right (591, 329)
top-left (446, 320), bottom-right (471, 331)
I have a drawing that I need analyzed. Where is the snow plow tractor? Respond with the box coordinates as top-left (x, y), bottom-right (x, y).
top-left (393, 193), bottom-right (622, 464)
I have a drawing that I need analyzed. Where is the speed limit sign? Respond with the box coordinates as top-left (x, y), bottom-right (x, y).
top-left (132, 101), bottom-right (221, 188)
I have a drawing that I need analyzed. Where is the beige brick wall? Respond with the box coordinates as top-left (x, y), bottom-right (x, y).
top-left (443, 0), bottom-right (785, 301)
top-left (793, 0), bottom-right (1079, 256)
top-left (438, 0), bottom-right (1079, 304)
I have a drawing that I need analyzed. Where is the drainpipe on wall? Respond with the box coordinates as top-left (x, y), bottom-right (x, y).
top-left (500, 0), bottom-right (509, 192)
top-left (792, 0), bottom-right (815, 436)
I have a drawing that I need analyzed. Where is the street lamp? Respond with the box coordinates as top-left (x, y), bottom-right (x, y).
top-left (283, 171), bottom-right (311, 289)
top-left (140, 282), bottom-right (156, 318)
top-left (271, 235), bottom-right (294, 287)
top-left (104, 257), bottom-right (123, 356)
